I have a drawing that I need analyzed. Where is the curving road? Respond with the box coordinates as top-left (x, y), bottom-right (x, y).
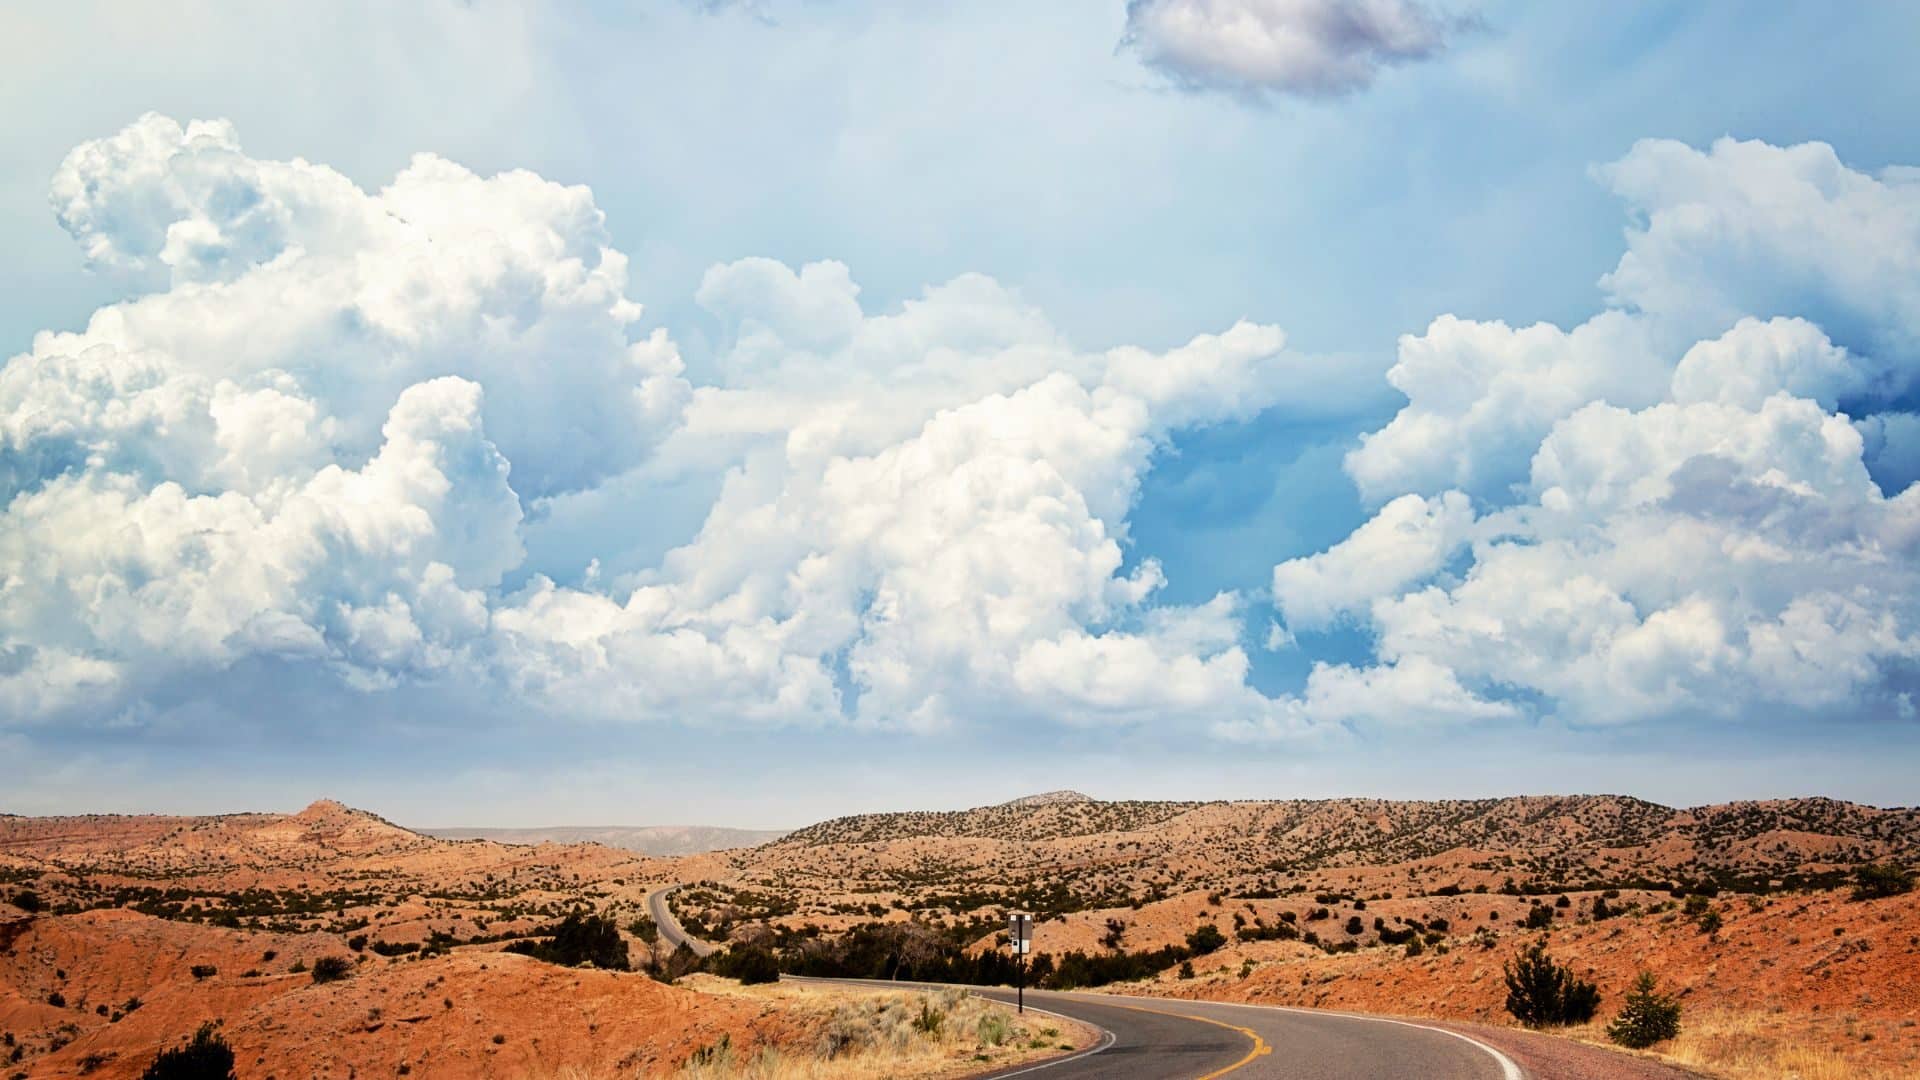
top-left (644, 884), bottom-right (721, 957)
top-left (789, 977), bottom-right (1522, 1080)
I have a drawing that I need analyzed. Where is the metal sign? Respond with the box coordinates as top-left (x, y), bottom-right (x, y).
top-left (1008, 912), bottom-right (1033, 955)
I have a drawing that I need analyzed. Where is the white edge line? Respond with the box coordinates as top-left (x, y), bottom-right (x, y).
top-left (782, 977), bottom-right (1117, 1077)
top-left (1069, 993), bottom-right (1524, 1080)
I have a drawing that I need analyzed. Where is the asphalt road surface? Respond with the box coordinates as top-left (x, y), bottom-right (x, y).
top-left (791, 978), bottom-right (1522, 1080)
top-left (644, 885), bottom-right (720, 957)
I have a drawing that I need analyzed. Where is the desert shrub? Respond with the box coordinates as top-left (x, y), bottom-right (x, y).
top-left (47, 991), bottom-right (66, 1007)
top-left (712, 945), bottom-right (780, 985)
top-left (503, 912), bottom-right (629, 971)
top-left (1697, 910), bottom-right (1722, 935)
top-left (1851, 863), bottom-right (1914, 900)
top-left (1345, 916), bottom-right (1364, 935)
top-left (1590, 896), bottom-right (1616, 920)
top-left (139, 1023), bottom-right (235, 1080)
top-left (1607, 972), bottom-right (1681, 1048)
top-left (10, 891), bottom-right (40, 914)
top-left (1503, 942), bottom-right (1600, 1027)
top-left (978, 1010), bottom-right (1011, 1046)
top-left (911, 1001), bottom-right (944, 1036)
top-left (1405, 936), bottom-right (1425, 958)
top-left (189, 965), bottom-right (216, 980)
top-left (1186, 924), bottom-right (1226, 954)
top-left (310, 956), bottom-right (352, 984)
top-left (1177, 960), bottom-right (1194, 979)
top-left (1523, 905), bottom-right (1554, 929)
top-left (1555, 895), bottom-right (1571, 908)
top-left (347, 935), bottom-right (368, 952)
top-left (1682, 894), bottom-right (1711, 917)
top-left (625, 915), bottom-right (658, 940)
top-left (1100, 918), bottom-right (1128, 950)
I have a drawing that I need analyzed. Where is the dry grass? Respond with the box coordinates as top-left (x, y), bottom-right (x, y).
top-left (540, 980), bottom-right (1091, 1080)
top-left (1561, 1007), bottom-right (1920, 1080)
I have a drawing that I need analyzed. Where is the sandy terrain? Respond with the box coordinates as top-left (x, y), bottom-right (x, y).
top-left (2, 792), bottom-right (1915, 1078)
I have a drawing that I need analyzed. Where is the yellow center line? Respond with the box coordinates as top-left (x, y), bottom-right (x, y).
top-left (1064, 995), bottom-right (1273, 1079)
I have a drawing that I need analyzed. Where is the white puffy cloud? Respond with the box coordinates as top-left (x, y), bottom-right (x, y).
top-left (1122, 0), bottom-right (1465, 100)
top-left (1364, 397), bottom-right (1920, 722)
top-left (5, 114), bottom-right (1355, 738)
top-left (1271, 490), bottom-right (1473, 629)
top-left (16, 113), bottom-right (687, 506)
top-left (1669, 316), bottom-right (1863, 410)
top-left (0, 376), bottom-right (518, 714)
top-left (1599, 137), bottom-right (1920, 362)
top-left (1344, 311), bottom-right (1671, 503)
top-left (1287, 136), bottom-right (1920, 729)
top-left (492, 315), bottom-right (1310, 731)
top-left (1348, 138), bottom-right (1920, 508)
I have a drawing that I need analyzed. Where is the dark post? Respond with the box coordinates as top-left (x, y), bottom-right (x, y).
top-left (1017, 945), bottom-right (1025, 1014)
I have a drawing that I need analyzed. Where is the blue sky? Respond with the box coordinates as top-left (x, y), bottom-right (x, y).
top-left (4, 1), bottom-right (1920, 826)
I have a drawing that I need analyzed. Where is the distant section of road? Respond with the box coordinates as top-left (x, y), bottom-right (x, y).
top-left (789, 977), bottom-right (1521, 1079)
top-left (646, 885), bottom-right (720, 957)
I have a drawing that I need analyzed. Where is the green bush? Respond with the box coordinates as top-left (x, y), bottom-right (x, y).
top-left (1176, 960), bottom-right (1195, 980)
top-left (140, 1023), bottom-right (235, 1080)
top-left (1851, 863), bottom-right (1914, 901)
top-left (1503, 942), bottom-right (1600, 1027)
top-left (711, 945), bottom-right (780, 985)
top-left (310, 956), bottom-right (352, 984)
top-left (1523, 905), bottom-right (1554, 929)
top-left (503, 912), bottom-right (630, 971)
top-left (1185, 924), bottom-right (1226, 955)
top-left (1607, 972), bottom-right (1681, 1048)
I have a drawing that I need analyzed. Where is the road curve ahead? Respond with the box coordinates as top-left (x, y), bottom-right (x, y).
top-left (644, 885), bottom-right (720, 957)
top-left (790, 978), bottom-right (1520, 1080)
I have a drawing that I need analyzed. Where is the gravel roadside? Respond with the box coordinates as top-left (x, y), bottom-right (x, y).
top-left (1424, 1019), bottom-right (1712, 1080)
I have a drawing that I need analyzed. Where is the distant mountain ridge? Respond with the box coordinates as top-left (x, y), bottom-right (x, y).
top-left (757, 793), bottom-right (1920, 901)
top-left (1000, 790), bottom-right (1095, 807)
top-left (422, 824), bottom-right (788, 856)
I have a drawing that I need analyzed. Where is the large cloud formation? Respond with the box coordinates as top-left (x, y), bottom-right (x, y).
top-left (13, 119), bottom-right (1920, 743)
top-left (2, 114), bottom-right (1333, 736)
top-left (1264, 137), bottom-right (1920, 736)
top-left (1121, 0), bottom-right (1467, 100)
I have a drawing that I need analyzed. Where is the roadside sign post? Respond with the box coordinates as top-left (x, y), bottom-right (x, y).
top-left (1008, 912), bottom-right (1032, 1014)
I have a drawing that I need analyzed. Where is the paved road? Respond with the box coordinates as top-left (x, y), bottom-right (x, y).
top-left (791, 978), bottom-right (1521, 1080)
top-left (644, 885), bottom-right (720, 957)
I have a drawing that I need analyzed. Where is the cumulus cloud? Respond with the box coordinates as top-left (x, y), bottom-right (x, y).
top-left (1121, 0), bottom-right (1468, 101)
top-left (1271, 490), bottom-right (1473, 629)
top-left (1349, 137), bottom-right (1920, 507)
top-left (4, 114), bottom-right (1350, 738)
top-left (22, 113), bottom-right (687, 506)
top-left (1281, 135), bottom-right (1920, 730)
